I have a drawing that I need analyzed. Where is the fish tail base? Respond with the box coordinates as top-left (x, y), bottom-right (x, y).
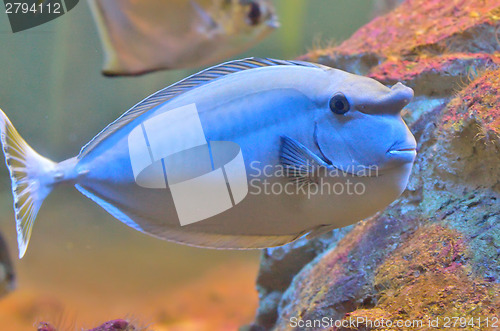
top-left (0, 108), bottom-right (56, 258)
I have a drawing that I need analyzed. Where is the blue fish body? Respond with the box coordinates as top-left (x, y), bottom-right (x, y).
top-left (0, 58), bottom-right (416, 258)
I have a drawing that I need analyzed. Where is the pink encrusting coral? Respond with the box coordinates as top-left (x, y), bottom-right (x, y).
top-left (442, 67), bottom-right (500, 139)
top-left (333, 225), bottom-right (499, 330)
top-left (372, 225), bottom-right (499, 324)
top-left (368, 53), bottom-right (500, 86)
top-left (37, 319), bottom-right (138, 331)
top-left (305, 0), bottom-right (500, 63)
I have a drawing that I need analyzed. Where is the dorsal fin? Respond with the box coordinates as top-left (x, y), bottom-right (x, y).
top-left (77, 57), bottom-right (325, 159)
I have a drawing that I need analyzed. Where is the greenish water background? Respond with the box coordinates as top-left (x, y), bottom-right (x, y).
top-left (0, 1), bottom-right (373, 329)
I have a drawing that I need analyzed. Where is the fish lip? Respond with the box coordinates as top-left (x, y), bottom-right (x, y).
top-left (392, 147), bottom-right (417, 152)
top-left (386, 142), bottom-right (417, 159)
top-left (387, 148), bottom-right (417, 157)
top-left (386, 140), bottom-right (417, 154)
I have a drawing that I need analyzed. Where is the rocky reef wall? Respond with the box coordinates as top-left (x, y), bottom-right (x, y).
top-left (249, 0), bottom-right (500, 330)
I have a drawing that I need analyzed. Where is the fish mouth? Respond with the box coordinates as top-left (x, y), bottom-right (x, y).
top-left (387, 147), bottom-right (417, 158)
top-left (385, 147), bottom-right (417, 168)
top-left (392, 147), bottom-right (417, 152)
top-left (387, 138), bottom-right (417, 157)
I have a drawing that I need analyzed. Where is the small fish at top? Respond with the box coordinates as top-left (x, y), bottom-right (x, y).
top-left (88, 0), bottom-right (279, 76)
top-left (0, 58), bottom-right (417, 258)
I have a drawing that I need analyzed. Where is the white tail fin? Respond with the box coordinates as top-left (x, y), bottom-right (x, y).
top-left (0, 108), bottom-right (56, 258)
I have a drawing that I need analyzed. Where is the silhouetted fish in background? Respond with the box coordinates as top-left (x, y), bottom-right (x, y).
top-left (0, 233), bottom-right (14, 297)
top-left (0, 58), bottom-right (416, 259)
top-left (88, 0), bottom-right (279, 76)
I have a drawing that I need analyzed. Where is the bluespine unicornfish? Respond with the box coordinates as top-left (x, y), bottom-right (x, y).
top-left (87, 0), bottom-right (279, 75)
top-left (0, 58), bottom-right (417, 258)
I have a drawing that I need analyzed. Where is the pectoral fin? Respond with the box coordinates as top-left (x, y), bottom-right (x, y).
top-left (280, 136), bottom-right (329, 186)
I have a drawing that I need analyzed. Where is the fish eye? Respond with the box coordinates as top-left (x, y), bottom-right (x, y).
top-left (329, 93), bottom-right (350, 115)
top-left (247, 2), bottom-right (261, 25)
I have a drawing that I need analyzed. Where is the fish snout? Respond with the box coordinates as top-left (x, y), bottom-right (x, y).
top-left (391, 82), bottom-right (413, 98)
top-left (386, 82), bottom-right (414, 113)
top-left (355, 82), bottom-right (414, 114)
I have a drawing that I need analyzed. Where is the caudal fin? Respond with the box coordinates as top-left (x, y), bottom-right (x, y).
top-left (0, 108), bottom-right (56, 258)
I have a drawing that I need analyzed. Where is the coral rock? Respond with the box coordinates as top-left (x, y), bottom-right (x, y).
top-left (251, 0), bottom-right (500, 330)
top-left (302, 0), bottom-right (500, 75)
